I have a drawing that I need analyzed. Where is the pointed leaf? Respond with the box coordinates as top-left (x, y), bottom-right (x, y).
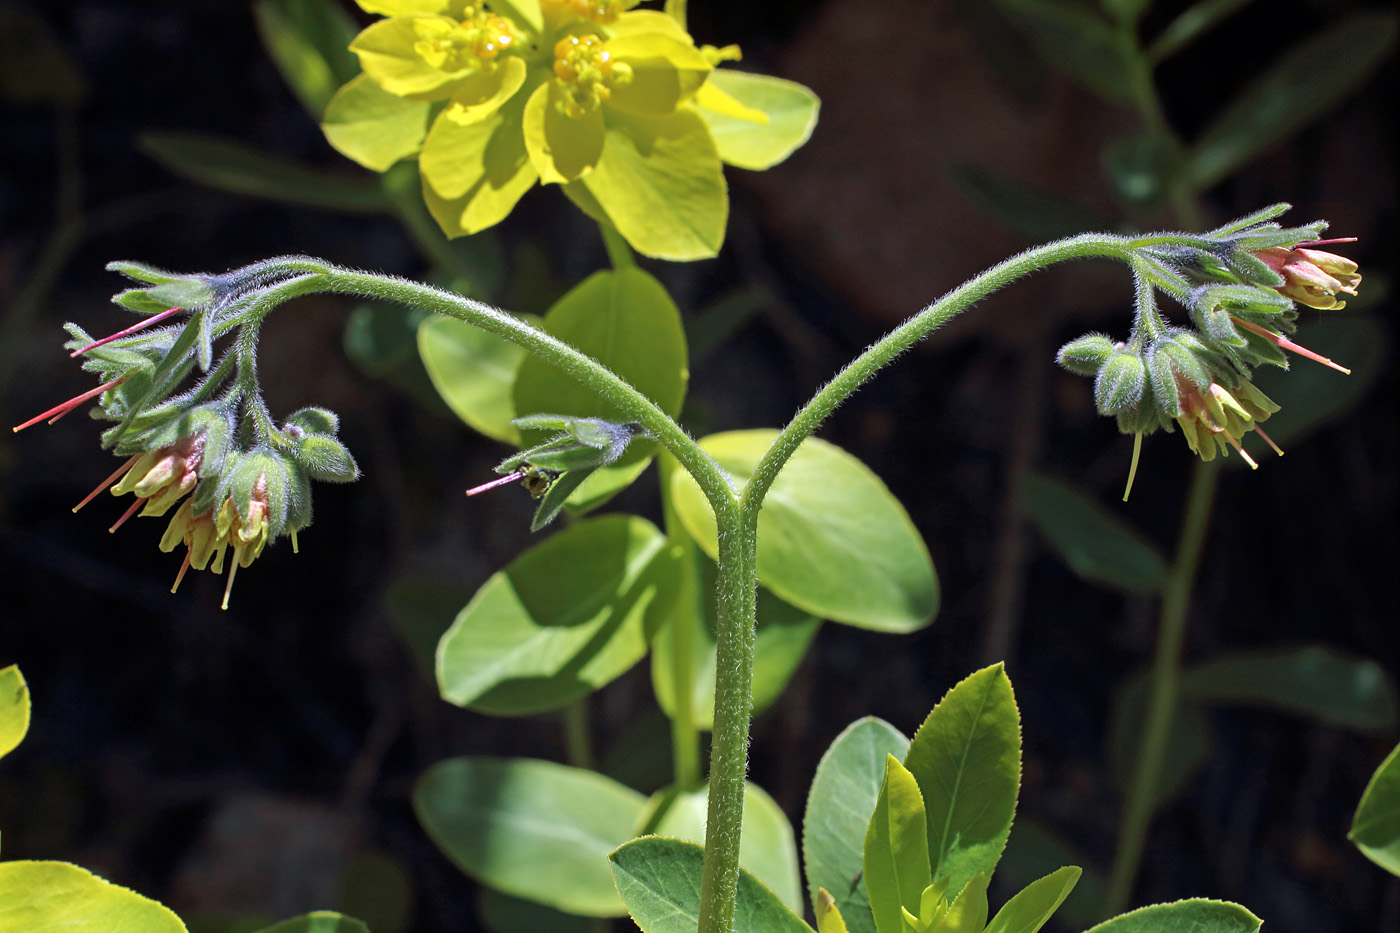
top-left (609, 836), bottom-right (814, 933)
top-left (1020, 471), bottom-right (1168, 594)
top-left (253, 912), bottom-right (370, 933)
top-left (254, 0), bottom-right (360, 117)
top-left (816, 889), bottom-right (852, 933)
top-left (996, 821), bottom-right (1103, 930)
top-left (1081, 898), bottom-right (1261, 933)
top-left (577, 108), bottom-right (727, 261)
top-left (0, 665), bottom-right (30, 760)
top-left (804, 717), bottom-right (910, 933)
top-left (1350, 742), bottom-right (1400, 875)
top-left (652, 552), bottom-right (820, 729)
top-left (646, 781), bottom-right (803, 911)
top-left (0, 862), bottom-right (187, 932)
top-left (697, 69), bottom-right (819, 170)
top-left (138, 132), bottom-right (389, 212)
top-left (904, 664), bottom-right (1021, 896)
top-left (940, 871), bottom-right (990, 932)
top-left (436, 515), bottom-right (679, 714)
top-left (322, 73), bottom-right (433, 171)
top-left (1186, 10), bottom-right (1398, 191)
top-left (983, 866), bottom-right (1079, 933)
top-left (415, 757), bottom-right (646, 916)
top-left (1181, 645), bottom-right (1397, 731)
top-left (670, 430), bottom-right (939, 632)
top-left (990, 0), bottom-right (1128, 102)
top-left (864, 756), bottom-right (932, 933)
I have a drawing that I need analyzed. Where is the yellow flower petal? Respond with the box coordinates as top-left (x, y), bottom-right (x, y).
top-left (443, 54), bottom-right (527, 125)
top-left (421, 91), bottom-right (539, 235)
top-left (357, 1), bottom-right (453, 14)
top-left (604, 33), bottom-right (711, 116)
top-left (321, 73), bottom-right (433, 171)
top-left (523, 81), bottom-right (605, 183)
top-left (351, 16), bottom-right (479, 99)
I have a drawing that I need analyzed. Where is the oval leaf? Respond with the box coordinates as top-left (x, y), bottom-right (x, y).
top-left (610, 836), bottom-right (812, 933)
top-left (1349, 741), bottom-right (1400, 876)
top-left (1020, 471), bottom-right (1168, 594)
top-left (696, 69), bottom-right (819, 170)
top-left (418, 313), bottom-right (531, 444)
top-left (436, 515), bottom-right (679, 715)
top-left (804, 717), bottom-right (910, 933)
top-left (1082, 898), bottom-right (1262, 933)
top-left (645, 781), bottom-right (803, 911)
top-left (0, 861), bottom-right (187, 932)
top-left (415, 757), bottom-right (646, 917)
top-left (1181, 645), bottom-right (1398, 731)
top-left (652, 551), bottom-right (820, 730)
top-left (904, 664), bottom-right (1020, 896)
top-left (670, 430), bottom-right (939, 632)
top-left (514, 265), bottom-right (688, 510)
top-left (253, 912), bottom-right (370, 933)
top-left (0, 664), bottom-right (30, 760)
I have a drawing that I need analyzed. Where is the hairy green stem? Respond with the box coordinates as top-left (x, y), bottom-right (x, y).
top-left (1102, 459), bottom-right (1220, 917)
top-left (742, 235), bottom-right (1136, 509)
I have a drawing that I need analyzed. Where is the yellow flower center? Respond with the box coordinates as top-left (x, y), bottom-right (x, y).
top-left (552, 34), bottom-right (632, 117)
top-left (414, 6), bottom-right (515, 73)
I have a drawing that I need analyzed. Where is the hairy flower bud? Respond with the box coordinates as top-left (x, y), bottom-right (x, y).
top-left (1094, 348), bottom-right (1147, 417)
top-left (1056, 333), bottom-right (1115, 377)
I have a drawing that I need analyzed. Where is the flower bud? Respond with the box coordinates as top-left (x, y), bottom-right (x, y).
top-left (293, 434), bottom-right (360, 483)
top-left (1056, 333), bottom-right (1115, 377)
top-left (285, 407), bottom-right (340, 436)
top-left (1094, 348), bottom-right (1147, 417)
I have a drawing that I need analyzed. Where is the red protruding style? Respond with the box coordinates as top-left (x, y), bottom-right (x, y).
top-left (73, 455), bottom-right (139, 512)
top-left (12, 377), bottom-right (127, 432)
top-left (70, 307), bottom-right (184, 357)
top-left (466, 471), bottom-right (526, 496)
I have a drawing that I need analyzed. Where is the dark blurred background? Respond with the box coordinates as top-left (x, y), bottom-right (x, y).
top-left (1, 1), bottom-right (1396, 931)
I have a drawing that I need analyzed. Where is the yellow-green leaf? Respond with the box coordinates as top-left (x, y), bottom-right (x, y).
top-left (579, 108), bottom-right (727, 260)
top-left (322, 73), bottom-right (432, 171)
top-left (817, 889), bottom-right (852, 933)
top-left (420, 85), bottom-right (538, 236)
top-left (418, 313), bottom-right (534, 444)
top-left (698, 69), bottom-right (819, 170)
top-left (523, 81), bottom-right (606, 183)
top-left (605, 33), bottom-right (712, 116)
top-left (351, 15), bottom-right (476, 98)
top-left (0, 665), bottom-right (29, 760)
top-left (864, 755), bottom-right (931, 933)
top-left (0, 862), bottom-right (188, 932)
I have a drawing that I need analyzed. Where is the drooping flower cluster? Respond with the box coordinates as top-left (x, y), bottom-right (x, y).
top-left (13, 262), bottom-right (359, 608)
top-left (320, 0), bottom-right (819, 260)
top-left (1055, 205), bottom-right (1361, 498)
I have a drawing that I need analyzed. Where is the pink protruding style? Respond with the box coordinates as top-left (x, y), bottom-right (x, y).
top-left (12, 377), bottom-right (127, 432)
top-left (1231, 316), bottom-right (1352, 374)
top-left (108, 496), bottom-right (146, 533)
top-left (73, 456), bottom-right (139, 512)
top-left (70, 307), bottom-right (184, 357)
top-left (466, 471), bottom-right (526, 496)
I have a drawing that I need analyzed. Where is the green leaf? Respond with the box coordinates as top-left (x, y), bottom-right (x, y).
top-left (0, 7), bottom-right (85, 105)
top-left (254, 0), bottom-right (360, 117)
top-left (0, 861), bottom-right (188, 932)
top-left (1019, 471), bottom-right (1169, 594)
top-left (415, 757), bottom-right (646, 917)
top-left (804, 717), bottom-right (910, 933)
top-left (984, 866), bottom-right (1079, 933)
top-left (1102, 132), bottom-right (1175, 208)
top-left (479, 888), bottom-right (596, 933)
top-left (652, 552), bottom-right (820, 729)
top-left (1081, 898), bottom-right (1261, 932)
top-left (1181, 646), bottom-right (1398, 731)
top-left (903, 664), bottom-right (1020, 896)
top-left (670, 430), bottom-right (939, 632)
top-left (384, 572), bottom-right (469, 683)
top-left (436, 515), bottom-right (679, 714)
top-left (696, 69), bottom-right (819, 170)
top-left (947, 163), bottom-right (1108, 242)
top-left (990, 0), bottom-right (1129, 103)
top-left (996, 821), bottom-right (1103, 930)
top-left (1247, 314), bottom-right (1386, 448)
top-left (1107, 673), bottom-right (1212, 808)
top-left (1350, 742), bottom-right (1400, 876)
top-left (322, 73), bottom-right (433, 172)
top-left (645, 781), bottom-right (804, 911)
top-left (514, 266), bottom-right (688, 511)
top-left (253, 912), bottom-right (370, 933)
top-left (138, 132), bottom-right (390, 212)
top-left (0, 664), bottom-right (30, 760)
top-left (418, 314), bottom-right (531, 444)
top-left (863, 756), bottom-right (931, 933)
top-left (1185, 10), bottom-right (1398, 191)
top-left (575, 108), bottom-right (728, 261)
top-left (609, 836), bottom-right (813, 933)
top-left (345, 301), bottom-right (448, 410)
